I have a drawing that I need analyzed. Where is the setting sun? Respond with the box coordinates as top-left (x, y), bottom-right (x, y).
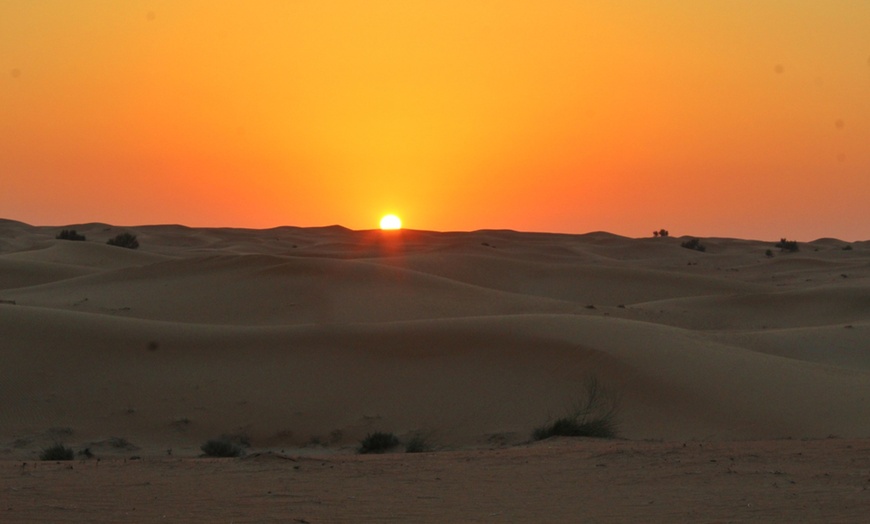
top-left (380, 214), bottom-right (402, 230)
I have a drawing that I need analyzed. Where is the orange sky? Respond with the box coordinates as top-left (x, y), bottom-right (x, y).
top-left (2, 1), bottom-right (869, 239)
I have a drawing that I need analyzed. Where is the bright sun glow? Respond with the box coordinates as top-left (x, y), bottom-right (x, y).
top-left (380, 214), bottom-right (402, 230)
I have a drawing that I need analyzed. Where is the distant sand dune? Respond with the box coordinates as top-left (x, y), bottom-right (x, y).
top-left (0, 258), bottom-right (94, 290)
top-left (634, 285), bottom-right (870, 330)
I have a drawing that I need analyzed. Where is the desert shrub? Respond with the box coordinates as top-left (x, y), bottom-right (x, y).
top-left (534, 417), bottom-right (617, 440)
top-left (404, 434), bottom-right (433, 453)
top-left (200, 437), bottom-right (244, 458)
top-left (358, 432), bottom-right (400, 454)
top-left (107, 233), bottom-right (139, 249)
top-left (40, 443), bottom-right (75, 461)
top-left (56, 229), bottom-right (86, 241)
top-left (775, 238), bottom-right (799, 252)
top-left (653, 229), bottom-right (669, 238)
top-left (843, 245), bottom-right (853, 251)
top-left (765, 249), bottom-right (774, 258)
top-left (680, 238), bottom-right (706, 252)
top-left (533, 377), bottom-right (620, 441)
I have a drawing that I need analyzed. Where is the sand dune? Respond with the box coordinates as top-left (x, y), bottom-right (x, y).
top-left (4, 253), bottom-right (579, 324)
top-left (5, 305), bottom-right (869, 456)
top-left (3, 220), bottom-right (870, 520)
top-left (0, 258), bottom-right (94, 290)
top-left (2, 221), bottom-right (869, 461)
top-left (632, 285), bottom-right (870, 330)
top-left (722, 323), bottom-right (870, 369)
top-left (2, 239), bottom-right (173, 269)
top-left (383, 252), bottom-right (765, 305)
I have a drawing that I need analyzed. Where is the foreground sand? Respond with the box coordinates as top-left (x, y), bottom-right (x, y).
top-left (4, 438), bottom-right (870, 522)
top-left (2, 219), bottom-right (869, 520)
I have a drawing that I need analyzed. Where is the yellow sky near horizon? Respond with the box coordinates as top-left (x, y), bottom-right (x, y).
top-left (2, 1), bottom-right (869, 239)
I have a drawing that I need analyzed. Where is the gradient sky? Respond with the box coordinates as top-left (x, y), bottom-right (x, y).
top-left (2, 1), bottom-right (869, 239)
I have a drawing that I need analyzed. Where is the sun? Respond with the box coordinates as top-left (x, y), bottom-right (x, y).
top-left (379, 214), bottom-right (402, 230)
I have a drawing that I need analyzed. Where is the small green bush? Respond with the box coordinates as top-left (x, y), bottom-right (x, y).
top-left (57, 229), bottom-right (86, 241)
top-left (40, 443), bottom-right (75, 461)
top-left (107, 233), bottom-right (139, 249)
top-left (681, 238), bottom-right (706, 252)
top-left (200, 437), bottom-right (244, 457)
top-left (358, 432), bottom-right (400, 454)
top-left (533, 377), bottom-right (621, 441)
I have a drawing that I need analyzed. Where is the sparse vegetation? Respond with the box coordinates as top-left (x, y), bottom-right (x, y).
top-left (358, 432), bottom-right (400, 454)
top-left (106, 436), bottom-right (135, 449)
top-left (653, 229), bottom-right (669, 238)
top-left (405, 434), bottom-right (433, 453)
top-left (775, 238), bottom-right (799, 253)
top-left (681, 238), bottom-right (706, 252)
top-left (56, 229), bottom-right (86, 241)
top-left (107, 232), bottom-right (139, 249)
top-left (200, 437), bottom-right (245, 457)
top-left (533, 377), bottom-right (621, 441)
top-left (40, 443), bottom-right (75, 461)
top-left (765, 249), bottom-right (775, 258)
top-left (843, 245), bottom-right (853, 251)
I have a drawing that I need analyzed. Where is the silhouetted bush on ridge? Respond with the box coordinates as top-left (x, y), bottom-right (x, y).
top-left (681, 238), bottom-right (706, 252)
top-left (107, 232), bottom-right (139, 249)
top-left (56, 229), bottom-right (86, 241)
top-left (775, 238), bottom-right (799, 253)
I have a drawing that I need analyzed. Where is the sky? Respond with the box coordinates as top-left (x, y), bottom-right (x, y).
top-left (2, 1), bottom-right (869, 240)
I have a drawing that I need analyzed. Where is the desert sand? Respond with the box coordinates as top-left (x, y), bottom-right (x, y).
top-left (2, 218), bottom-right (869, 521)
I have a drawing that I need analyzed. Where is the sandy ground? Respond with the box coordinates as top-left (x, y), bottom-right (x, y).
top-left (1, 219), bottom-right (869, 520)
top-left (4, 438), bottom-right (870, 522)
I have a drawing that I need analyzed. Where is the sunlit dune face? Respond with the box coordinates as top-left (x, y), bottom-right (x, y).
top-left (380, 214), bottom-right (402, 230)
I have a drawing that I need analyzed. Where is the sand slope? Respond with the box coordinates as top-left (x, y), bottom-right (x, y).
top-left (2, 221), bottom-right (869, 459)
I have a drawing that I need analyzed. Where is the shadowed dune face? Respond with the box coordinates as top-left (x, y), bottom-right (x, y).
top-left (1, 221), bottom-right (869, 457)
